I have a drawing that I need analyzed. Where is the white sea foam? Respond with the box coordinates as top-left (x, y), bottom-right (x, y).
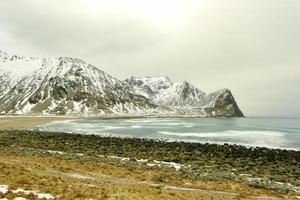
top-left (158, 130), bottom-right (285, 138)
top-left (124, 119), bottom-right (159, 123)
top-left (150, 122), bottom-right (194, 126)
top-left (124, 119), bottom-right (175, 123)
top-left (158, 130), bottom-right (290, 149)
top-left (130, 125), bottom-right (144, 128)
top-left (41, 123), bottom-right (125, 133)
top-left (35, 118), bottom-right (300, 151)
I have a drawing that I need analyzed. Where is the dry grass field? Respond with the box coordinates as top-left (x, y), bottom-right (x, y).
top-left (0, 151), bottom-right (294, 200)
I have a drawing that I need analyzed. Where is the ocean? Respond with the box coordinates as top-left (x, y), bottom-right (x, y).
top-left (36, 117), bottom-right (300, 151)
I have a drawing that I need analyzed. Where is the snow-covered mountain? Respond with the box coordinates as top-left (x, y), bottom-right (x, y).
top-left (123, 76), bottom-right (173, 99)
top-left (0, 50), bottom-right (156, 115)
top-left (0, 50), bottom-right (243, 117)
top-left (125, 76), bottom-right (244, 117)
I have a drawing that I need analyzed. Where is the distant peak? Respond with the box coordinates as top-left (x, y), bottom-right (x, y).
top-left (58, 56), bottom-right (85, 63)
top-left (177, 80), bottom-right (189, 85)
top-left (126, 76), bottom-right (173, 85)
top-left (0, 50), bottom-right (8, 57)
top-left (174, 81), bottom-right (193, 88)
top-left (129, 76), bottom-right (171, 80)
top-left (216, 88), bottom-right (231, 94)
top-left (0, 50), bottom-right (29, 62)
top-left (159, 76), bottom-right (172, 82)
top-left (0, 50), bottom-right (20, 57)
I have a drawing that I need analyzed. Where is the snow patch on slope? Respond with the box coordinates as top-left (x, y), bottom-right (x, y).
top-left (125, 76), bottom-right (173, 98)
top-left (0, 52), bottom-right (156, 115)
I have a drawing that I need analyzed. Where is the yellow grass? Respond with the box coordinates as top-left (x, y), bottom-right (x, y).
top-left (0, 151), bottom-right (293, 200)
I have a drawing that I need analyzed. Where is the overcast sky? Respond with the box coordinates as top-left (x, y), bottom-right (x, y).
top-left (0, 0), bottom-right (300, 117)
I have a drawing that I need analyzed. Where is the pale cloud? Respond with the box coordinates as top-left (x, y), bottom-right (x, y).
top-left (0, 0), bottom-right (300, 116)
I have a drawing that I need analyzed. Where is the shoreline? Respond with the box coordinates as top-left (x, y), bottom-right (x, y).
top-left (1, 116), bottom-right (299, 152)
top-left (0, 116), bottom-right (77, 130)
top-left (0, 114), bottom-right (151, 130)
top-left (0, 114), bottom-right (246, 130)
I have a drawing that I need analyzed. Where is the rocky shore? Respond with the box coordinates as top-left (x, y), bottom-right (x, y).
top-left (0, 130), bottom-right (299, 197)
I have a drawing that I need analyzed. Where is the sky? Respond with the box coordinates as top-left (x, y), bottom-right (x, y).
top-left (0, 0), bottom-right (300, 117)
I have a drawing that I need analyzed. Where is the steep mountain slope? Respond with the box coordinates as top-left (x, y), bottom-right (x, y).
top-left (156, 81), bottom-right (207, 107)
top-left (125, 76), bottom-right (244, 117)
top-left (0, 51), bottom-right (156, 115)
top-left (0, 50), bottom-right (244, 117)
top-left (124, 76), bottom-right (173, 99)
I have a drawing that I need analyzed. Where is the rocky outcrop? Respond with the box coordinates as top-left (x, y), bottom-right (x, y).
top-left (202, 89), bottom-right (244, 117)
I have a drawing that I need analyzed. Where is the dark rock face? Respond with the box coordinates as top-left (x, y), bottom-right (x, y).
top-left (214, 90), bottom-right (244, 117)
top-left (207, 89), bottom-right (244, 117)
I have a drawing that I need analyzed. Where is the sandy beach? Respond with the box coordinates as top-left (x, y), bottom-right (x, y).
top-left (0, 116), bottom-right (76, 130)
top-left (0, 114), bottom-right (148, 130)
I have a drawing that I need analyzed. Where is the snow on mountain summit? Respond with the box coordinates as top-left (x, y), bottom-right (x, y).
top-left (125, 76), bottom-right (173, 98)
top-left (156, 81), bottom-right (207, 107)
top-left (126, 76), bottom-right (244, 117)
top-left (0, 50), bottom-right (243, 117)
top-left (0, 53), bottom-right (156, 115)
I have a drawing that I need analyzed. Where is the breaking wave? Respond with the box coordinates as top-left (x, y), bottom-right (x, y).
top-left (35, 118), bottom-right (300, 151)
top-left (158, 130), bottom-right (290, 149)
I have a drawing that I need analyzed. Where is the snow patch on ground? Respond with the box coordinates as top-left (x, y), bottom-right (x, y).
top-left (67, 173), bottom-right (95, 180)
top-left (98, 154), bottom-right (185, 171)
top-left (46, 150), bottom-right (65, 155)
top-left (39, 149), bottom-right (187, 172)
top-left (0, 184), bottom-right (54, 199)
top-left (13, 197), bottom-right (27, 200)
top-left (0, 185), bottom-right (8, 194)
top-left (146, 160), bottom-right (183, 171)
top-left (243, 176), bottom-right (300, 194)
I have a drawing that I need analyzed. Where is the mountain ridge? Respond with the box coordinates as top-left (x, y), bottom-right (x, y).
top-left (0, 54), bottom-right (157, 115)
top-left (0, 51), bottom-right (244, 117)
top-left (125, 76), bottom-right (244, 117)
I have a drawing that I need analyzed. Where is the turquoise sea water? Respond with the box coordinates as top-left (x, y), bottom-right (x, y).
top-left (36, 117), bottom-right (300, 151)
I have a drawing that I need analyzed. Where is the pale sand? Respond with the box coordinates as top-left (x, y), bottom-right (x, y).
top-left (0, 116), bottom-right (76, 130)
top-left (0, 114), bottom-right (145, 130)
